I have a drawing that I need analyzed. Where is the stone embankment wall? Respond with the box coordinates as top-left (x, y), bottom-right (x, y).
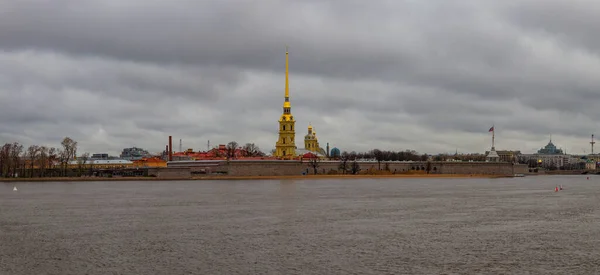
top-left (148, 167), bottom-right (191, 178)
top-left (160, 160), bottom-right (527, 178)
top-left (225, 161), bottom-right (527, 177)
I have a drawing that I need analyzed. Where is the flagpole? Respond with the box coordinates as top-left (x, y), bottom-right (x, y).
top-left (492, 125), bottom-right (495, 150)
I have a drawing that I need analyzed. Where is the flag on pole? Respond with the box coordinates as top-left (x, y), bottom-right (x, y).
top-left (489, 126), bottom-right (494, 132)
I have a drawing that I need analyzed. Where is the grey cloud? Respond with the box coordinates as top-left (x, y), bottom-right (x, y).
top-left (506, 0), bottom-right (600, 53)
top-left (1, 0), bottom-right (600, 155)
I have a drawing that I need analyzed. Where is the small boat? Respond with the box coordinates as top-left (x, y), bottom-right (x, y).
top-left (13, 186), bottom-right (17, 191)
top-left (514, 174), bottom-right (525, 177)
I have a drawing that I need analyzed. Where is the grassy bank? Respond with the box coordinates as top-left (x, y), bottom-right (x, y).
top-left (0, 173), bottom-right (511, 182)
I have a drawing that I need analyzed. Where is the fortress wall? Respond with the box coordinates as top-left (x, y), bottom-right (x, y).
top-left (226, 161), bottom-right (339, 176)
top-left (435, 162), bottom-right (519, 175)
top-left (148, 167), bottom-right (192, 178)
top-left (225, 161), bottom-right (524, 176)
top-left (513, 164), bottom-right (529, 175)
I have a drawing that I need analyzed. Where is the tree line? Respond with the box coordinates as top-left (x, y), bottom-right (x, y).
top-left (341, 149), bottom-right (428, 162)
top-left (0, 137), bottom-right (78, 178)
top-left (223, 141), bottom-right (265, 160)
top-left (325, 149), bottom-right (428, 175)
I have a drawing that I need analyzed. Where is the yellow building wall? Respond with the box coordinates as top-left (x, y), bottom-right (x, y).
top-left (274, 47), bottom-right (297, 158)
top-left (67, 163), bottom-right (134, 169)
top-left (275, 116), bottom-right (296, 158)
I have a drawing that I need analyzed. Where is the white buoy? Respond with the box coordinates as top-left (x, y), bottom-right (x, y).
top-left (13, 186), bottom-right (17, 191)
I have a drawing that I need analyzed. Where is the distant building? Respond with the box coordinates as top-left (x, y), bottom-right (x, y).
top-left (330, 147), bottom-right (341, 158)
top-left (585, 159), bottom-right (596, 170)
top-left (536, 139), bottom-right (564, 154)
top-left (297, 124), bottom-right (327, 157)
top-left (91, 153), bottom-right (109, 160)
top-left (485, 150), bottom-right (500, 162)
top-left (68, 159), bottom-right (134, 169)
top-left (170, 144), bottom-right (276, 161)
top-left (521, 139), bottom-right (572, 169)
top-left (132, 157), bottom-right (167, 168)
top-left (274, 48), bottom-right (297, 159)
top-left (120, 147), bottom-right (151, 160)
top-left (484, 150), bottom-right (521, 163)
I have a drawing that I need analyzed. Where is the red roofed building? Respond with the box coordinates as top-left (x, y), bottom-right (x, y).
top-left (170, 144), bottom-right (277, 161)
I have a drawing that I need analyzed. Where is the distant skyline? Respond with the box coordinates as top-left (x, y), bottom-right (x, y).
top-left (1, 0), bottom-right (600, 156)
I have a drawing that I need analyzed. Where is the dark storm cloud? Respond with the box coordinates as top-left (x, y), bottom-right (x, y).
top-left (1, 0), bottom-right (599, 154)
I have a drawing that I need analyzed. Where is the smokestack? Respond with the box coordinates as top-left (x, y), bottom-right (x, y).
top-left (168, 136), bottom-right (173, 161)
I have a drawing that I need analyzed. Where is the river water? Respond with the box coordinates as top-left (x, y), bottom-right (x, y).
top-left (1, 176), bottom-right (599, 274)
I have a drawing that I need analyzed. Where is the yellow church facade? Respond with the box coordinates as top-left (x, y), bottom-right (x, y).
top-left (274, 47), bottom-right (297, 158)
top-left (304, 124), bottom-right (325, 155)
top-left (274, 47), bottom-right (326, 159)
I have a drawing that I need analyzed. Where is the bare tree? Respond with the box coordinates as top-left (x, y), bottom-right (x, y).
top-left (9, 142), bottom-right (23, 177)
top-left (0, 143), bottom-right (8, 177)
top-left (307, 154), bottom-right (320, 175)
top-left (372, 149), bottom-right (384, 170)
top-left (210, 147), bottom-right (224, 158)
top-left (48, 147), bottom-right (57, 174)
top-left (338, 151), bottom-right (350, 174)
top-left (77, 152), bottom-right (90, 177)
top-left (27, 145), bottom-right (40, 177)
top-left (350, 161), bottom-right (360, 175)
top-left (226, 141), bottom-right (238, 160)
top-left (60, 137), bottom-right (78, 176)
top-left (242, 143), bottom-right (264, 157)
top-left (38, 146), bottom-right (48, 177)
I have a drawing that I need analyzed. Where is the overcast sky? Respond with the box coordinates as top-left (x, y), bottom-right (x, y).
top-left (1, 0), bottom-right (599, 155)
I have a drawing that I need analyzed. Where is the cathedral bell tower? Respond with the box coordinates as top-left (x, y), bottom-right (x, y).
top-left (274, 46), bottom-right (296, 158)
top-left (304, 123), bottom-right (320, 153)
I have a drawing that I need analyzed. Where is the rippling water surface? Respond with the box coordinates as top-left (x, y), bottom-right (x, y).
top-left (1, 176), bottom-right (600, 274)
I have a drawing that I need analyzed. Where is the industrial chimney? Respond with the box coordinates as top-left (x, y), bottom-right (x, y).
top-left (168, 136), bottom-right (173, 161)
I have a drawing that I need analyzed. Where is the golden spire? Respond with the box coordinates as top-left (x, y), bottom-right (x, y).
top-left (284, 45), bottom-right (290, 108)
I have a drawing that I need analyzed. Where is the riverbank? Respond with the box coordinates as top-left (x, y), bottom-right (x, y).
top-left (192, 174), bottom-right (512, 180)
top-left (0, 173), bottom-right (513, 182)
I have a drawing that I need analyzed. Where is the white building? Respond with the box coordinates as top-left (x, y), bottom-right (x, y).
top-left (520, 139), bottom-right (575, 169)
